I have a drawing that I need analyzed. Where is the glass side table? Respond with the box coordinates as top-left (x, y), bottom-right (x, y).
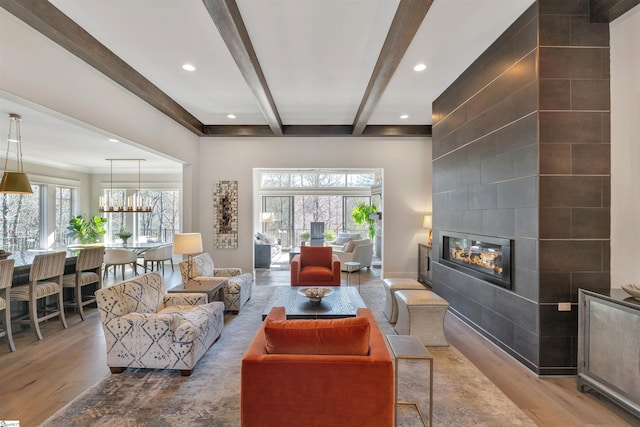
top-left (344, 261), bottom-right (361, 291)
top-left (386, 334), bottom-right (433, 427)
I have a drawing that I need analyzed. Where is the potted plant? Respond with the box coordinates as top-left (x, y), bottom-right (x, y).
top-left (323, 229), bottom-right (336, 242)
top-left (351, 203), bottom-right (378, 240)
top-left (67, 215), bottom-right (108, 244)
top-left (299, 231), bottom-right (310, 246)
top-left (116, 227), bottom-right (133, 246)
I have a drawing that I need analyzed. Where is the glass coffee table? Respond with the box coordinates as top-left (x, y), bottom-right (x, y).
top-left (262, 286), bottom-right (366, 320)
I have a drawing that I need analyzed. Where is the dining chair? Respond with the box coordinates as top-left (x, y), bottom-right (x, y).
top-left (10, 251), bottom-right (68, 341)
top-left (103, 248), bottom-right (138, 280)
top-left (63, 246), bottom-right (104, 320)
top-left (143, 244), bottom-right (174, 275)
top-left (0, 258), bottom-right (16, 351)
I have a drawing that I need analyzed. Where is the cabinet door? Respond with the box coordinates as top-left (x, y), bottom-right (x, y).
top-left (418, 244), bottom-right (431, 285)
top-left (586, 298), bottom-right (640, 401)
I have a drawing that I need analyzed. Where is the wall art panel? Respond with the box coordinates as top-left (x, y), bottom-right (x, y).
top-left (212, 180), bottom-right (238, 248)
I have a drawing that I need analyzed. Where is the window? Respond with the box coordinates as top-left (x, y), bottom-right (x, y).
top-left (0, 184), bottom-right (41, 251)
top-left (55, 186), bottom-right (73, 247)
top-left (258, 169), bottom-right (382, 249)
top-left (137, 189), bottom-right (180, 242)
top-left (103, 189), bottom-right (180, 243)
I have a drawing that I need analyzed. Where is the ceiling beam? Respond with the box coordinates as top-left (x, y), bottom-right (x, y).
top-left (352, 0), bottom-right (433, 135)
top-left (203, 124), bottom-right (431, 137)
top-left (0, 0), bottom-right (205, 136)
top-left (202, 0), bottom-right (284, 136)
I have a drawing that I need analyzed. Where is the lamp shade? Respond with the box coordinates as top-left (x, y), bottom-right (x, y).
top-left (423, 215), bottom-right (432, 228)
top-left (260, 212), bottom-right (275, 223)
top-left (173, 233), bottom-right (203, 255)
top-left (0, 172), bottom-right (33, 194)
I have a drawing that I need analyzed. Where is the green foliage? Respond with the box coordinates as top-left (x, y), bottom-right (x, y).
top-left (299, 231), bottom-right (310, 241)
top-left (351, 203), bottom-right (378, 240)
top-left (323, 229), bottom-right (336, 241)
top-left (67, 215), bottom-right (108, 244)
top-left (116, 227), bottom-right (133, 242)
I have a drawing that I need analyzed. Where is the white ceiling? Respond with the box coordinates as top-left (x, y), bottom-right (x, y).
top-left (0, 0), bottom-right (534, 172)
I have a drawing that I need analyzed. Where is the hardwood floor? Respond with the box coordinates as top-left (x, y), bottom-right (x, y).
top-left (1, 265), bottom-right (638, 426)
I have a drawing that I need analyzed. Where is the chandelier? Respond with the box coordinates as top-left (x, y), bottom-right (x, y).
top-left (1, 113), bottom-right (33, 194)
top-left (98, 158), bottom-right (152, 213)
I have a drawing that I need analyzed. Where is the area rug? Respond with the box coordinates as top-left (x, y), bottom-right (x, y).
top-left (42, 282), bottom-right (534, 427)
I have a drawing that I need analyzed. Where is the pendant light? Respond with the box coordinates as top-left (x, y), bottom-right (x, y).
top-left (1, 113), bottom-right (33, 194)
top-left (98, 158), bottom-right (152, 213)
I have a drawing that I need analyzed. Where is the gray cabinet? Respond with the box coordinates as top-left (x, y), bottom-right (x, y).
top-left (418, 243), bottom-right (432, 285)
top-left (578, 289), bottom-right (640, 418)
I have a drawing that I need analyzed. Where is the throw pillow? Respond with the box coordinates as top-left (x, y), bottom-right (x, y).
top-left (343, 241), bottom-right (356, 252)
top-left (264, 316), bottom-right (370, 355)
top-left (351, 238), bottom-right (370, 247)
top-left (334, 236), bottom-right (351, 245)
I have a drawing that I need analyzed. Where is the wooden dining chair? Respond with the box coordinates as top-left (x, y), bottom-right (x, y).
top-left (63, 246), bottom-right (104, 320)
top-left (10, 251), bottom-right (68, 341)
top-left (0, 258), bottom-right (16, 352)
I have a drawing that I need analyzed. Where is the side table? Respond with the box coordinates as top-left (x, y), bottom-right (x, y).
top-left (386, 334), bottom-right (433, 427)
top-left (344, 261), bottom-right (361, 291)
top-left (168, 278), bottom-right (226, 303)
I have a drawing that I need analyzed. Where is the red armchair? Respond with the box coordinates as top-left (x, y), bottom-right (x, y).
top-left (241, 307), bottom-right (394, 427)
top-left (290, 246), bottom-right (341, 287)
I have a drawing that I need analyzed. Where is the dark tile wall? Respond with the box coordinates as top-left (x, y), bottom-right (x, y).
top-left (431, 0), bottom-right (611, 375)
top-left (538, 0), bottom-right (610, 375)
top-left (431, 3), bottom-right (541, 370)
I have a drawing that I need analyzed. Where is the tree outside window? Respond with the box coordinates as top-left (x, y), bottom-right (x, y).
top-left (55, 186), bottom-right (73, 247)
top-left (1, 184), bottom-right (41, 251)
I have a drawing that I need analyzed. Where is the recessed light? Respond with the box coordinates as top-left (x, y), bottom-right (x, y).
top-left (227, 114), bottom-right (236, 119)
top-left (413, 63), bottom-right (427, 72)
top-left (108, 138), bottom-right (120, 143)
top-left (182, 63), bottom-right (196, 72)
top-left (400, 114), bottom-right (409, 119)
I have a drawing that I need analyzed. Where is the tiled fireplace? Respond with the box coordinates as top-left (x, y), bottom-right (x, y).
top-left (431, 0), bottom-right (611, 375)
top-left (440, 232), bottom-right (512, 290)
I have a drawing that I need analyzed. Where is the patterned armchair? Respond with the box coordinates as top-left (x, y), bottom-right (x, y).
top-left (179, 253), bottom-right (253, 314)
top-left (95, 272), bottom-right (224, 376)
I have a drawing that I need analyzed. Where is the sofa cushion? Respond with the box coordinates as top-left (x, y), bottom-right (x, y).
top-left (264, 316), bottom-right (370, 355)
top-left (334, 233), bottom-right (361, 245)
top-left (343, 238), bottom-right (370, 252)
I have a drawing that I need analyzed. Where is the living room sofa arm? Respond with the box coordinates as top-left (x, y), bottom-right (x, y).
top-left (213, 268), bottom-right (242, 277)
top-left (163, 293), bottom-right (207, 307)
top-left (331, 254), bottom-right (341, 284)
top-left (290, 257), bottom-right (301, 287)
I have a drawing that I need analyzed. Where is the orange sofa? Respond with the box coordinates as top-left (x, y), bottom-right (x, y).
top-left (290, 245), bottom-right (341, 287)
top-left (241, 307), bottom-right (394, 427)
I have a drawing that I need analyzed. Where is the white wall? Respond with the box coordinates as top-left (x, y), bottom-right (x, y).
top-left (199, 137), bottom-right (432, 277)
top-left (0, 10), bottom-right (201, 231)
top-left (610, 4), bottom-right (640, 287)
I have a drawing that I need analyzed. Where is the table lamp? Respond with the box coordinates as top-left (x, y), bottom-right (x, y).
top-left (173, 232), bottom-right (203, 282)
top-left (423, 214), bottom-right (432, 246)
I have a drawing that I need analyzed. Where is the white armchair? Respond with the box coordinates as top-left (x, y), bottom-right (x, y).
top-left (179, 252), bottom-right (253, 313)
top-left (95, 272), bottom-right (224, 376)
top-left (334, 240), bottom-right (374, 271)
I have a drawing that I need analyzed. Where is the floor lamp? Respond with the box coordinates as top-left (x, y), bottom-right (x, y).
top-left (173, 233), bottom-right (203, 284)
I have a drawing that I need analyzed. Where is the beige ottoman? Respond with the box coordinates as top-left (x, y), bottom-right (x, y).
top-left (394, 289), bottom-right (449, 346)
top-left (382, 278), bottom-right (425, 323)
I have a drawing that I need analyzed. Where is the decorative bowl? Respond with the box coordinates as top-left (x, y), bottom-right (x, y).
top-left (621, 284), bottom-right (640, 301)
top-left (298, 287), bottom-right (332, 303)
